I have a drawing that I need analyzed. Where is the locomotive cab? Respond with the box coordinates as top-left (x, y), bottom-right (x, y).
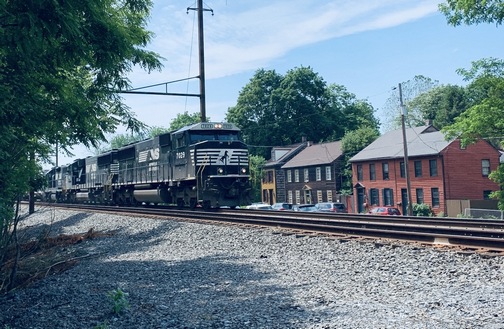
top-left (172, 122), bottom-right (251, 209)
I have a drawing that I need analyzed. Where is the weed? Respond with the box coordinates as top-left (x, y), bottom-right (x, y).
top-left (108, 288), bottom-right (130, 314)
top-left (93, 321), bottom-right (109, 329)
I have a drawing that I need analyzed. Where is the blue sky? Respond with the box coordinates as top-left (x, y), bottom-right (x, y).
top-left (56, 0), bottom-right (503, 165)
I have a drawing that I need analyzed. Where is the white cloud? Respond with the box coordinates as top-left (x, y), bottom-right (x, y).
top-left (133, 0), bottom-right (440, 85)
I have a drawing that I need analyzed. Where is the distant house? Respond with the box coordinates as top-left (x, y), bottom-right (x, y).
top-left (261, 143), bottom-right (307, 204)
top-left (280, 141), bottom-right (346, 206)
top-left (349, 125), bottom-right (500, 216)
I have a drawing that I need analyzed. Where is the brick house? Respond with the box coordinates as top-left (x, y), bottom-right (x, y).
top-left (349, 125), bottom-right (500, 216)
top-left (261, 143), bottom-right (307, 204)
top-left (280, 141), bottom-right (346, 206)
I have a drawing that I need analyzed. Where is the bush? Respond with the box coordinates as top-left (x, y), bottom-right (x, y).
top-left (412, 203), bottom-right (434, 216)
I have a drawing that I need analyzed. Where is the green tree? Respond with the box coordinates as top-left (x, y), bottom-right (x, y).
top-left (439, 0), bottom-right (504, 26)
top-left (226, 69), bottom-right (282, 157)
top-left (329, 85), bottom-right (380, 140)
top-left (381, 75), bottom-right (439, 131)
top-left (227, 66), bottom-right (378, 158)
top-left (272, 66), bottom-right (333, 146)
top-left (439, 3), bottom-right (504, 209)
top-left (169, 111), bottom-right (209, 131)
top-left (443, 59), bottom-right (504, 208)
top-left (443, 59), bottom-right (504, 146)
top-left (249, 155), bottom-right (266, 203)
top-left (0, 0), bottom-right (161, 292)
top-left (408, 84), bottom-right (468, 129)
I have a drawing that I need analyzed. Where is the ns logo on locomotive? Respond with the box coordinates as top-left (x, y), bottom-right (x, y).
top-left (43, 122), bottom-right (251, 209)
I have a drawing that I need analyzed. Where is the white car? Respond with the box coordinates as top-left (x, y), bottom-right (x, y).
top-left (246, 203), bottom-right (273, 210)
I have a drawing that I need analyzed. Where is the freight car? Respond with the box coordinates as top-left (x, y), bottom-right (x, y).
top-left (44, 122), bottom-right (251, 209)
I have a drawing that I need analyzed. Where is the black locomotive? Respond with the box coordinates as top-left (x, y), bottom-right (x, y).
top-left (44, 122), bottom-right (251, 209)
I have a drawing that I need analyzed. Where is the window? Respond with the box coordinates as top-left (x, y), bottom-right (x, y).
top-left (288, 190), bottom-right (293, 204)
top-left (357, 164), bottom-right (363, 181)
top-left (383, 188), bottom-right (393, 206)
top-left (287, 170), bottom-right (292, 183)
top-left (431, 188), bottom-right (440, 207)
top-left (416, 188), bottom-right (424, 204)
top-left (327, 190), bottom-right (333, 202)
top-left (382, 162), bottom-right (389, 180)
top-left (370, 188), bottom-right (379, 205)
top-left (325, 166), bottom-right (332, 181)
top-left (294, 169), bottom-right (299, 182)
top-left (295, 190), bottom-right (301, 204)
top-left (317, 190), bottom-right (323, 203)
top-left (176, 135), bottom-right (186, 148)
top-left (429, 159), bottom-right (438, 177)
top-left (482, 159), bottom-right (490, 177)
top-left (369, 163), bottom-right (376, 181)
top-left (400, 161), bottom-right (405, 178)
top-left (263, 170), bottom-right (274, 184)
top-left (414, 161), bottom-right (422, 177)
top-left (304, 168), bottom-right (309, 182)
top-left (483, 190), bottom-right (492, 200)
top-left (316, 167), bottom-right (321, 181)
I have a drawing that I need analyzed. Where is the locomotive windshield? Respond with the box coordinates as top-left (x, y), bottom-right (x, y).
top-left (189, 131), bottom-right (240, 144)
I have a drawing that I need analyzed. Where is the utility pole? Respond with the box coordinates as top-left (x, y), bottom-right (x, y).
top-left (399, 83), bottom-right (413, 216)
top-left (187, 0), bottom-right (213, 123)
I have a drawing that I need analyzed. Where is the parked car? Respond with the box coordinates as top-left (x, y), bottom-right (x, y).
top-left (246, 203), bottom-right (273, 210)
top-left (315, 202), bottom-right (347, 213)
top-left (368, 206), bottom-right (401, 216)
top-left (271, 203), bottom-right (293, 211)
top-left (292, 204), bottom-right (317, 212)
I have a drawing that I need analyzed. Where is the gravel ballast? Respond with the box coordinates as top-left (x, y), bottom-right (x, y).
top-left (1, 206), bottom-right (503, 329)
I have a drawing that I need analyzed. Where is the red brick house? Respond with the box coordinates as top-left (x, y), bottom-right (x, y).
top-left (349, 125), bottom-right (500, 216)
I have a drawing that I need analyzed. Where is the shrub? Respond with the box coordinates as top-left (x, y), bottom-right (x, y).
top-left (412, 203), bottom-right (434, 216)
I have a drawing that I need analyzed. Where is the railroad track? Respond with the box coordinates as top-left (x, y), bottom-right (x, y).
top-left (35, 203), bottom-right (504, 254)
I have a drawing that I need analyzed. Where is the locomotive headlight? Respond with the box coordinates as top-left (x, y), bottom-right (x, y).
top-left (218, 167), bottom-right (224, 174)
top-left (241, 167), bottom-right (247, 174)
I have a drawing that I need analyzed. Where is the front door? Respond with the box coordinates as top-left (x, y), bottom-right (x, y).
top-left (357, 187), bottom-right (365, 213)
top-left (304, 190), bottom-right (312, 204)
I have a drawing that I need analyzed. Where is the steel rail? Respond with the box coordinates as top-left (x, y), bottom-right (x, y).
top-left (35, 203), bottom-right (504, 252)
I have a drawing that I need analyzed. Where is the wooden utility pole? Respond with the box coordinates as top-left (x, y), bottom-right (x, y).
top-left (399, 83), bottom-right (413, 216)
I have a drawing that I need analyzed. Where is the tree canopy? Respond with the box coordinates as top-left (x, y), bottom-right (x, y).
top-left (381, 75), bottom-right (439, 131)
top-left (226, 66), bottom-right (379, 158)
top-left (96, 111), bottom-right (205, 152)
top-left (408, 84), bottom-right (468, 129)
top-left (439, 0), bottom-right (504, 26)
top-left (442, 60), bottom-right (504, 207)
top-left (0, 0), bottom-right (162, 290)
top-left (168, 111), bottom-right (209, 131)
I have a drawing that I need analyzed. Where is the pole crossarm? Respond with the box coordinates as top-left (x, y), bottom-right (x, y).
top-left (119, 90), bottom-right (201, 97)
top-left (116, 76), bottom-right (201, 97)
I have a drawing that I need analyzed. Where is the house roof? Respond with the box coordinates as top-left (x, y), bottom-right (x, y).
top-left (281, 141), bottom-right (343, 169)
top-left (350, 125), bottom-right (451, 162)
top-left (262, 143), bottom-right (306, 168)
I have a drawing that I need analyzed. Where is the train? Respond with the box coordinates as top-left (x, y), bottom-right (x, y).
top-left (43, 122), bottom-right (251, 209)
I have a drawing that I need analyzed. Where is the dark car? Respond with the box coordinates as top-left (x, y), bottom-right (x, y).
top-left (315, 202), bottom-right (347, 213)
top-left (271, 203), bottom-right (293, 211)
top-left (368, 206), bottom-right (401, 216)
top-left (292, 204), bottom-right (317, 212)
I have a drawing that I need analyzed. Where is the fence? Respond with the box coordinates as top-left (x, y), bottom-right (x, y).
top-left (464, 208), bottom-right (504, 219)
